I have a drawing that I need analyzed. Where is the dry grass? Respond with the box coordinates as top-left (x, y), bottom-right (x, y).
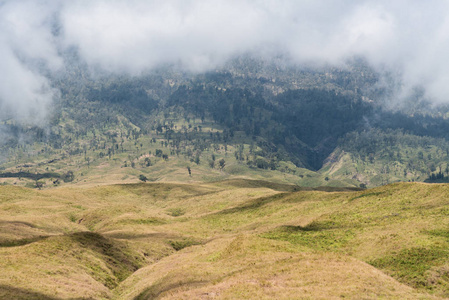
top-left (1, 180), bottom-right (449, 299)
top-left (117, 235), bottom-right (432, 300)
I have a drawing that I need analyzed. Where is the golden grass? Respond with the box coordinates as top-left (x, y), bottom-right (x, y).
top-left (117, 235), bottom-right (432, 300)
top-left (1, 180), bottom-right (449, 299)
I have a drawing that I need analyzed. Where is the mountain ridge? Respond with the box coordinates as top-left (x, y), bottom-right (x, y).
top-left (2, 56), bottom-right (449, 188)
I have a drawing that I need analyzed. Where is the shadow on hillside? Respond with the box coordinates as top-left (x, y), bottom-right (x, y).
top-left (115, 182), bottom-right (217, 198)
top-left (214, 193), bottom-right (290, 215)
top-left (280, 222), bottom-right (338, 232)
top-left (69, 232), bottom-right (142, 266)
top-left (0, 284), bottom-right (74, 300)
top-left (313, 186), bottom-right (363, 192)
top-left (134, 280), bottom-right (208, 300)
top-left (0, 221), bottom-right (51, 247)
top-left (0, 220), bottom-right (37, 228)
top-left (0, 236), bottom-right (49, 247)
top-left (103, 232), bottom-right (179, 240)
top-left (215, 179), bottom-right (363, 192)
top-left (214, 184), bottom-right (362, 216)
top-left (215, 179), bottom-right (300, 192)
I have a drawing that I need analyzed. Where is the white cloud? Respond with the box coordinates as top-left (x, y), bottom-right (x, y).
top-left (60, 0), bottom-right (274, 72)
top-left (0, 41), bottom-right (55, 123)
top-left (0, 0), bottom-right (61, 123)
top-left (2, 0), bottom-right (449, 116)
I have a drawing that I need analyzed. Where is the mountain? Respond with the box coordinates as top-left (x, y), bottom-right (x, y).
top-left (2, 55), bottom-right (449, 188)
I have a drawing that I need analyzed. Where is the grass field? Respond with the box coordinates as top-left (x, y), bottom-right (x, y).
top-left (1, 179), bottom-right (449, 299)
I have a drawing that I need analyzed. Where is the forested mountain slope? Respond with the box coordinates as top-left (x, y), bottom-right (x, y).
top-left (2, 56), bottom-right (449, 188)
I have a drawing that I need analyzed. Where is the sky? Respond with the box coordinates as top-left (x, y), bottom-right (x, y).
top-left (1, 0), bottom-right (449, 123)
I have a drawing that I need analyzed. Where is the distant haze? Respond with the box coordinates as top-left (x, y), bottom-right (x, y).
top-left (1, 0), bottom-right (449, 123)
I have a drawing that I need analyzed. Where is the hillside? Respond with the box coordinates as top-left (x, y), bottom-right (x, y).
top-left (1, 179), bottom-right (449, 299)
top-left (3, 58), bottom-right (449, 189)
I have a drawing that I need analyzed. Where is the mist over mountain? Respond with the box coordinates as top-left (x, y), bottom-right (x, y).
top-left (1, 53), bottom-right (449, 188)
top-left (2, 0), bottom-right (449, 124)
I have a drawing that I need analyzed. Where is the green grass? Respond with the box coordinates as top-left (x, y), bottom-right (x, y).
top-left (370, 247), bottom-right (449, 289)
top-left (168, 238), bottom-right (202, 251)
top-left (262, 224), bottom-right (356, 251)
top-left (116, 218), bottom-right (167, 226)
top-left (166, 207), bottom-right (186, 217)
top-left (0, 236), bottom-right (50, 247)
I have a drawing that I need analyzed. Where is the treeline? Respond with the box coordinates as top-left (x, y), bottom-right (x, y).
top-left (338, 128), bottom-right (449, 181)
top-left (0, 171), bottom-right (74, 182)
top-left (339, 129), bottom-right (449, 157)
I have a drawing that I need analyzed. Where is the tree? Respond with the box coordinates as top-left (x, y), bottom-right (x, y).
top-left (139, 174), bottom-right (148, 182)
top-left (209, 160), bottom-right (215, 168)
top-left (418, 151), bottom-right (424, 159)
top-left (219, 159), bottom-right (226, 170)
top-left (35, 180), bottom-right (44, 190)
top-left (255, 157), bottom-right (269, 169)
top-left (63, 171), bottom-right (75, 183)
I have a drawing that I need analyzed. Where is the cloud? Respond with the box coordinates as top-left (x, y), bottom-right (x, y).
top-left (0, 0), bottom-right (61, 123)
top-left (2, 0), bottom-right (449, 118)
top-left (56, 0), bottom-right (449, 105)
top-left (60, 0), bottom-right (276, 73)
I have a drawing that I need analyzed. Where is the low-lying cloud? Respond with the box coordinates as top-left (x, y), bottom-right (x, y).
top-left (0, 0), bottom-right (61, 123)
top-left (1, 0), bottom-right (449, 124)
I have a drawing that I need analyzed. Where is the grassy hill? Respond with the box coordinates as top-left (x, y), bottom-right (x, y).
top-left (2, 179), bottom-right (449, 299)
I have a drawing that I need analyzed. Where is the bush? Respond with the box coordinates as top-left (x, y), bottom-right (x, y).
top-left (139, 174), bottom-right (148, 182)
top-left (63, 171), bottom-right (75, 183)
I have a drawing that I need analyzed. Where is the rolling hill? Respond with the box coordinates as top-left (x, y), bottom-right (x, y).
top-left (1, 179), bottom-right (449, 299)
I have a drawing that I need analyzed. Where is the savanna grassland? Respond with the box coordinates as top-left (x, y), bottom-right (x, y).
top-left (2, 179), bottom-right (449, 299)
